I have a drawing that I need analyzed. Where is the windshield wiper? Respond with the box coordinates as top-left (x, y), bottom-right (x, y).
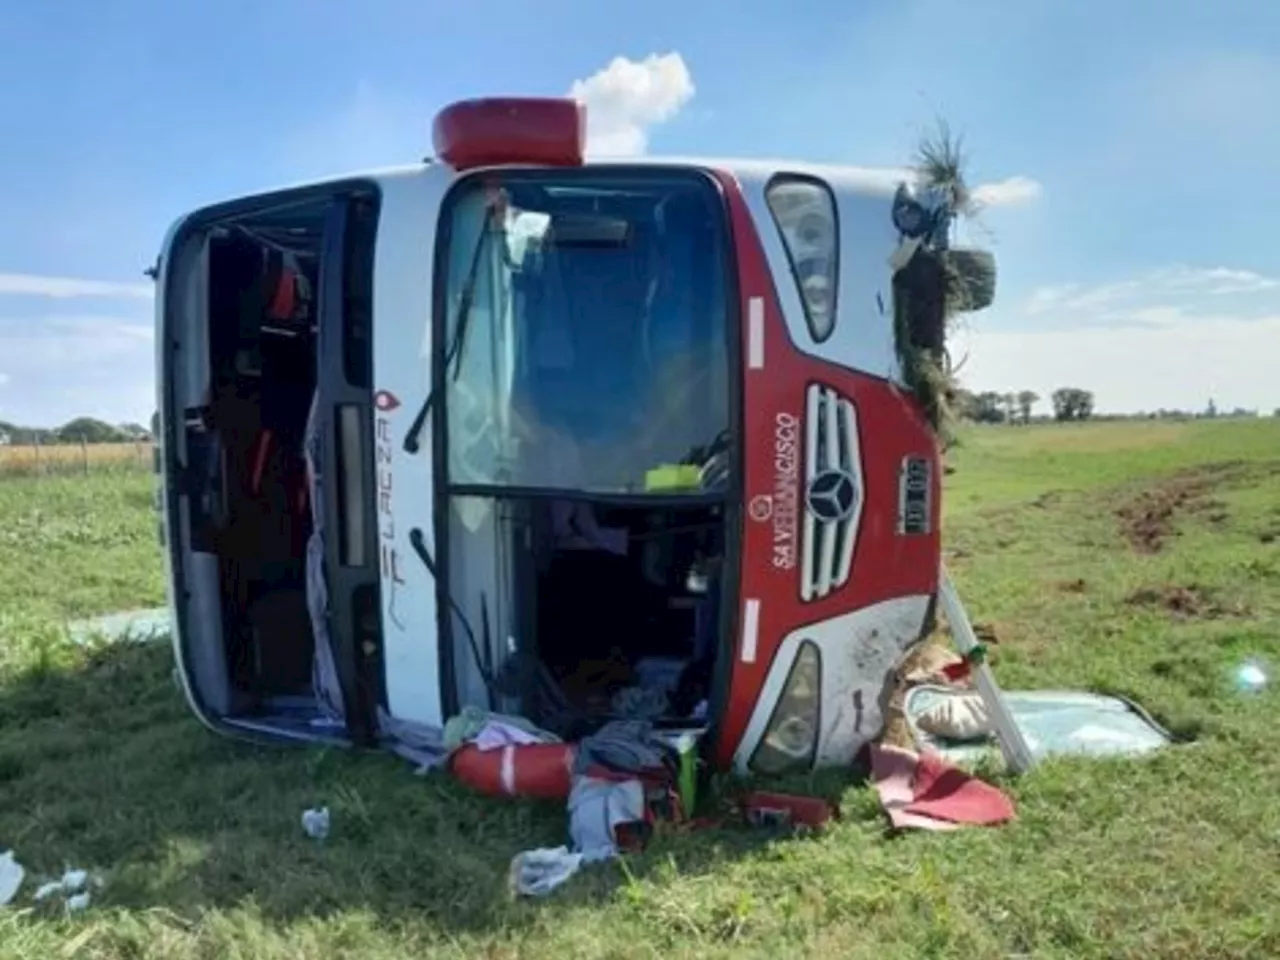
top-left (407, 527), bottom-right (496, 699)
top-left (404, 214), bottom-right (493, 455)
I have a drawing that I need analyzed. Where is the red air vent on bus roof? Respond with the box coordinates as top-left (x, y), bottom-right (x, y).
top-left (431, 97), bottom-right (586, 170)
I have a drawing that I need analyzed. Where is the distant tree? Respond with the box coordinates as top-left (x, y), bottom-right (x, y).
top-left (971, 391), bottom-right (1007, 423)
top-left (1051, 387), bottom-right (1095, 422)
top-left (1016, 390), bottom-right (1039, 424)
top-left (1204, 398), bottom-right (1218, 419)
top-left (1001, 393), bottom-right (1018, 423)
top-left (0, 420), bottom-right (56, 445)
top-left (1050, 389), bottom-right (1071, 421)
top-left (56, 417), bottom-right (124, 444)
top-left (118, 422), bottom-right (150, 439)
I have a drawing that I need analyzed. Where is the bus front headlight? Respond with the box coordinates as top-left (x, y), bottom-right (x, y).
top-left (749, 641), bottom-right (822, 775)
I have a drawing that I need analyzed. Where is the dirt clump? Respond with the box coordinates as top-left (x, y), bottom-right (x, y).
top-left (1115, 469), bottom-right (1231, 553)
top-left (972, 622), bottom-right (1001, 645)
top-left (1124, 584), bottom-right (1241, 620)
top-left (1186, 497), bottom-right (1231, 527)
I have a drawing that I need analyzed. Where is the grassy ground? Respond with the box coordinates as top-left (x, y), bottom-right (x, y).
top-left (1, 419), bottom-right (1278, 958)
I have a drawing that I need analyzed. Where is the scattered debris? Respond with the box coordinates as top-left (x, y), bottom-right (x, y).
top-left (868, 743), bottom-right (1016, 831)
top-left (442, 706), bottom-right (558, 752)
top-left (568, 777), bottom-right (646, 862)
top-left (899, 641), bottom-right (966, 686)
top-left (882, 638), bottom-right (970, 749)
top-left (939, 644), bottom-right (990, 683)
top-left (0, 851), bottom-right (23, 906)
top-left (509, 847), bottom-right (584, 898)
top-left (915, 691), bottom-right (992, 741)
top-left (509, 775), bottom-right (650, 898)
top-left (903, 686), bottom-right (1173, 765)
top-left (29, 866), bottom-right (99, 911)
top-left (301, 806), bottom-right (330, 840)
top-left (741, 792), bottom-right (837, 833)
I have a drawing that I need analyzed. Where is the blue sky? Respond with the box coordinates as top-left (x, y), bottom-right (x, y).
top-left (2, 0), bottom-right (1278, 426)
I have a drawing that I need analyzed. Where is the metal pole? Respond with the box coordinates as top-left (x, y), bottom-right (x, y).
top-left (938, 567), bottom-right (1036, 774)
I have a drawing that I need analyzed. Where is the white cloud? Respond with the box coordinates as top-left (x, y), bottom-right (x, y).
top-left (1023, 266), bottom-right (1279, 321)
top-left (0, 372), bottom-right (8, 386)
top-left (972, 175), bottom-right (1042, 209)
top-left (569, 53), bottom-right (695, 156)
top-left (0, 272), bottom-right (154, 300)
top-left (958, 266), bottom-right (1280, 414)
top-left (0, 315), bottom-right (154, 426)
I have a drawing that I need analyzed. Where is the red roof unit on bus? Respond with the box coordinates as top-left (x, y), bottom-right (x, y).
top-left (431, 97), bottom-right (586, 170)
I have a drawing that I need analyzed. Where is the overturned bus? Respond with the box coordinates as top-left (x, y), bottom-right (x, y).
top-left (152, 97), bottom-right (996, 778)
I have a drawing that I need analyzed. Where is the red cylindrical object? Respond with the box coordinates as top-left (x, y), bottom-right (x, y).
top-left (450, 742), bottom-right (576, 800)
top-left (432, 97), bottom-right (586, 170)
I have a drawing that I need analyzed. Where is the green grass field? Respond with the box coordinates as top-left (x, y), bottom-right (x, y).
top-left (1, 419), bottom-right (1278, 958)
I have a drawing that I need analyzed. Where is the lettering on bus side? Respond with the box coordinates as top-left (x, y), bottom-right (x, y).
top-left (770, 411), bottom-right (801, 570)
top-left (374, 402), bottom-right (406, 626)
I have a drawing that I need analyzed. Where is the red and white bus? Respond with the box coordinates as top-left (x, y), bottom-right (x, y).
top-left (153, 97), bottom-right (995, 776)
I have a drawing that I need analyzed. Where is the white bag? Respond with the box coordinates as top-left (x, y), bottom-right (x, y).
top-left (917, 692), bottom-right (992, 741)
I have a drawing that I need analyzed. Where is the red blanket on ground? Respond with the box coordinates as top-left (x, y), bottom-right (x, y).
top-left (869, 743), bottom-right (1016, 830)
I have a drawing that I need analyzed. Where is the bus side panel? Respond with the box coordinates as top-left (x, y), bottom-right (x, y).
top-left (371, 167), bottom-right (455, 729)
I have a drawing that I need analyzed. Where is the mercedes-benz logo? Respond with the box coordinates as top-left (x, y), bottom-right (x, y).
top-left (805, 468), bottom-right (858, 523)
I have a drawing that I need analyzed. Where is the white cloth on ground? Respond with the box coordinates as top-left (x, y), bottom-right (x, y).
top-left (509, 774), bottom-right (647, 897)
top-left (0, 851), bottom-right (23, 906)
top-left (509, 847), bottom-right (584, 897)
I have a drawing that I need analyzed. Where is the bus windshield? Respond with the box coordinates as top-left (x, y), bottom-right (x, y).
top-left (439, 169), bottom-right (731, 496)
